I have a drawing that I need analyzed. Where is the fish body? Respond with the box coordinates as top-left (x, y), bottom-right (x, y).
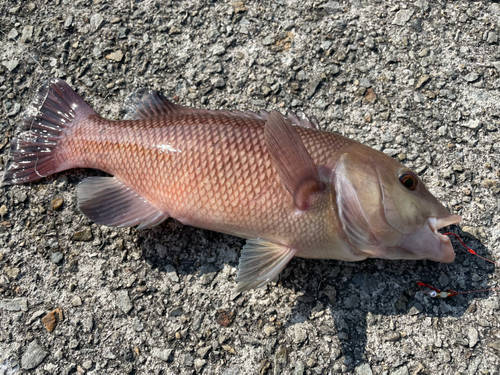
top-left (3, 78), bottom-right (461, 291)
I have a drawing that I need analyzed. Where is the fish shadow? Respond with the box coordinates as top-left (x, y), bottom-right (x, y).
top-left (139, 222), bottom-right (495, 371)
top-left (283, 227), bottom-right (496, 370)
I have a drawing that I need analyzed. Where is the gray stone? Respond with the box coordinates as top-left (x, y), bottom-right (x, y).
top-left (93, 46), bottom-right (102, 58)
top-left (102, 347), bottom-right (116, 359)
top-left (90, 13), bottom-right (104, 31)
top-left (211, 77), bottom-right (225, 88)
top-left (199, 265), bottom-right (217, 284)
top-left (0, 297), bottom-right (28, 312)
top-left (197, 346), bottom-right (211, 359)
top-left (383, 332), bottom-right (401, 342)
top-left (321, 1), bottom-right (341, 14)
top-left (170, 307), bottom-right (183, 317)
top-left (71, 296), bottom-right (82, 307)
top-left (133, 317), bottom-right (144, 332)
top-left (392, 9), bottom-right (414, 26)
top-left (82, 360), bottom-right (93, 370)
top-left (390, 365), bottom-right (409, 375)
top-left (322, 285), bottom-right (337, 304)
top-left (291, 325), bottom-right (307, 344)
top-left (152, 348), bottom-right (173, 362)
top-left (355, 363), bottom-right (373, 375)
top-left (359, 78), bottom-right (371, 87)
top-left (306, 78), bottom-right (321, 99)
top-left (262, 35), bottom-right (275, 46)
top-left (27, 310), bottom-right (46, 324)
top-left (2, 60), bottom-right (19, 72)
top-left (8, 28), bottom-right (18, 39)
top-left (21, 340), bottom-right (48, 370)
top-left (115, 290), bottom-right (133, 314)
top-left (462, 119), bottom-right (481, 130)
top-left (165, 265), bottom-right (180, 283)
top-left (491, 61), bottom-right (500, 71)
top-left (294, 361), bottom-right (306, 375)
top-left (192, 312), bottom-right (204, 331)
top-left (194, 358), bottom-right (206, 371)
top-left (487, 32), bottom-right (498, 44)
top-left (212, 45), bottom-right (226, 55)
top-left (468, 327), bottom-right (479, 347)
top-left (383, 148), bottom-right (399, 157)
top-left (464, 72), bottom-right (479, 82)
top-left (6, 102), bottom-right (21, 117)
top-left (51, 252), bottom-right (64, 264)
top-left (20, 25), bottom-right (33, 43)
top-left (118, 27), bottom-right (129, 39)
top-left (64, 15), bottom-right (73, 29)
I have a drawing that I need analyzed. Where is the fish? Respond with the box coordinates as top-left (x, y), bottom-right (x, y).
top-left (2, 78), bottom-right (462, 292)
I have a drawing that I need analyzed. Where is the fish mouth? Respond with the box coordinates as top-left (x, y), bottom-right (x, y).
top-left (426, 215), bottom-right (462, 262)
top-left (428, 215), bottom-right (462, 241)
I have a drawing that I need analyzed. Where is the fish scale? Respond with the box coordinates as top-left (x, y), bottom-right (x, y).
top-left (67, 115), bottom-right (336, 239)
top-left (2, 78), bottom-right (462, 292)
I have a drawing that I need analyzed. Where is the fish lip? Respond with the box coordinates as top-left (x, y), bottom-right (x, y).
top-left (428, 215), bottom-right (462, 242)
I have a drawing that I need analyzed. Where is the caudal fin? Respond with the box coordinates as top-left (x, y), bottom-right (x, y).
top-left (2, 78), bottom-right (97, 185)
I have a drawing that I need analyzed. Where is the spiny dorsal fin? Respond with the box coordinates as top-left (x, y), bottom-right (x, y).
top-left (235, 239), bottom-right (297, 293)
top-left (77, 176), bottom-right (168, 229)
top-left (265, 111), bottom-right (325, 210)
top-left (123, 89), bottom-right (186, 120)
top-left (123, 89), bottom-right (319, 128)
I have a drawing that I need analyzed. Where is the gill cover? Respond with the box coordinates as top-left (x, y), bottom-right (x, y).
top-left (334, 153), bottom-right (425, 254)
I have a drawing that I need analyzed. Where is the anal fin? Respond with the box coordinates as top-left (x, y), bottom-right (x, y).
top-left (77, 177), bottom-right (168, 229)
top-left (235, 239), bottom-right (297, 293)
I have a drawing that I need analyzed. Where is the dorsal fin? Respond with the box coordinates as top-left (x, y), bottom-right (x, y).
top-left (123, 89), bottom-right (318, 128)
top-left (123, 88), bottom-right (269, 121)
top-left (123, 89), bottom-right (189, 120)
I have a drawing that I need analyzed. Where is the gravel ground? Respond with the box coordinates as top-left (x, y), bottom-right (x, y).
top-left (1, 0), bottom-right (500, 374)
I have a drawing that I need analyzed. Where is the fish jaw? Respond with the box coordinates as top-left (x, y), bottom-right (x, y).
top-left (397, 215), bottom-right (462, 263)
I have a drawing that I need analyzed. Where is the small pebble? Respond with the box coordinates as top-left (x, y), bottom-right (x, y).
top-left (52, 197), bottom-right (64, 211)
top-left (21, 340), bottom-right (48, 370)
top-left (115, 290), bottom-right (133, 314)
top-left (364, 88), bottom-right (377, 103)
top-left (71, 296), bottom-right (82, 307)
top-left (383, 332), bottom-right (401, 342)
top-left (151, 348), bottom-right (173, 362)
top-left (194, 358), bottom-right (206, 371)
top-left (464, 72), bottom-right (479, 82)
top-left (51, 252), bottom-right (64, 264)
top-left (73, 227), bottom-right (93, 241)
top-left (42, 308), bottom-right (63, 332)
top-left (106, 50), bottom-right (124, 62)
top-left (216, 309), bottom-right (235, 327)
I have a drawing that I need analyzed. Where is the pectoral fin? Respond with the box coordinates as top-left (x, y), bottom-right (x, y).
top-left (265, 111), bottom-right (325, 210)
top-left (77, 177), bottom-right (169, 229)
top-left (235, 239), bottom-right (297, 293)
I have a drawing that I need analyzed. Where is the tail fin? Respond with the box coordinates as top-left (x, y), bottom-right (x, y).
top-left (2, 78), bottom-right (97, 185)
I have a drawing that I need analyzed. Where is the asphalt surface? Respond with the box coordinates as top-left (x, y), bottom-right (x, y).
top-left (1, 0), bottom-right (500, 374)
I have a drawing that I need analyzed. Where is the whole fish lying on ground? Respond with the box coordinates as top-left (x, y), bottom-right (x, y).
top-left (2, 78), bottom-right (462, 292)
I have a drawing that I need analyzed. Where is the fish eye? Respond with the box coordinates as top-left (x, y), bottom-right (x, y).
top-left (399, 172), bottom-right (418, 190)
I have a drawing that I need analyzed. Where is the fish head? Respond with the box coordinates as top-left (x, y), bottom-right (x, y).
top-left (334, 148), bottom-right (461, 263)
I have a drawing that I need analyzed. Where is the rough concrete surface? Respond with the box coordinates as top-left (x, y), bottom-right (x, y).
top-left (1, 0), bottom-right (500, 374)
